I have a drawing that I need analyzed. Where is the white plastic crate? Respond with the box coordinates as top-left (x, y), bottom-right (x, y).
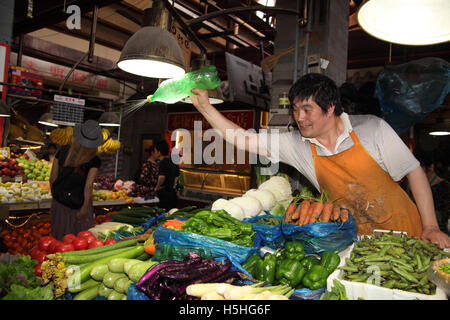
top-left (328, 242), bottom-right (448, 300)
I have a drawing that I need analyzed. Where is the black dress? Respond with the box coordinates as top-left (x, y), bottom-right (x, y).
top-left (156, 156), bottom-right (180, 211)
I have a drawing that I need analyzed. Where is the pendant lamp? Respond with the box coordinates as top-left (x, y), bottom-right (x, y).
top-left (117, 0), bottom-right (186, 79)
top-left (429, 118), bottom-right (450, 136)
top-left (38, 112), bottom-right (58, 127)
top-left (99, 111), bottom-right (120, 127)
top-left (357, 0), bottom-right (450, 45)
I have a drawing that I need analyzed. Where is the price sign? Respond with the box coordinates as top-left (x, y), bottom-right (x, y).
top-left (53, 94), bottom-right (85, 126)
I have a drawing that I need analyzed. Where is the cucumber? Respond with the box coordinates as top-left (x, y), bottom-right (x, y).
top-left (68, 278), bottom-right (100, 293)
top-left (103, 272), bottom-right (127, 289)
top-left (98, 283), bottom-right (113, 297)
top-left (73, 284), bottom-right (100, 300)
top-left (108, 258), bottom-right (130, 273)
top-left (67, 245), bottom-right (145, 287)
top-left (107, 290), bottom-right (126, 300)
top-left (90, 264), bottom-right (109, 281)
top-left (136, 252), bottom-right (151, 261)
top-left (57, 239), bottom-right (140, 256)
top-left (114, 277), bottom-right (133, 294)
top-left (123, 259), bottom-right (142, 274)
top-left (110, 214), bottom-right (147, 224)
top-left (62, 247), bottom-right (134, 265)
top-left (128, 260), bottom-right (158, 283)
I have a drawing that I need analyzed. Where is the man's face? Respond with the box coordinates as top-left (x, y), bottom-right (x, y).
top-left (292, 97), bottom-right (334, 138)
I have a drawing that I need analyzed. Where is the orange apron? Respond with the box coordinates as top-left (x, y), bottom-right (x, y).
top-left (311, 130), bottom-right (422, 237)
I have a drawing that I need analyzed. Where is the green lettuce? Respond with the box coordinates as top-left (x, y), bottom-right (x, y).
top-left (1, 284), bottom-right (54, 300)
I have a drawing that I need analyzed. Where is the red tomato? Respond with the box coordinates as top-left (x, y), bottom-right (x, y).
top-left (84, 235), bottom-right (97, 245)
top-left (72, 237), bottom-right (88, 251)
top-left (55, 243), bottom-right (75, 253)
top-left (48, 240), bottom-right (63, 254)
top-left (39, 236), bottom-right (56, 252)
top-left (77, 231), bottom-right (94, 239)
top-left (34, 263), bottom-right (42, 277)
top-left (29, 247), bottom-right (41, 260)
top-left (35, 251), bottom-right (47, 263)
top-left (88, 240), bottom-right (104, 249)
top-left (104, 239), bottom-right (117, 245)
top-left (63, 234), bottom-right (77, 244)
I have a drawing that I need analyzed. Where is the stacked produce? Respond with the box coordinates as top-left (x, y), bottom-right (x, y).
top-left (94, 175), bottom-right (116, 190)
top-left (186, 282), bottom-right (294, 300)
top-left (338, 232), bottom-right (450, 295)
top-left (92, 190), bottom-right (132, 202)
top-left (0, 255), bottom-right (54, 300)
top-left (211, 176), bottom-right (292, 220)
top-left (243, 241), bottom-right (340, 290)
top-left (110, 206), bottom-right (164, 227)
top-left (16, 157), bottom-right (51, 181)
top-left (1, 221), bottom-right (51, 255)
top-left (0, 182), bottom-right (51, 203)
top-left (97, 129), bottom-right (120, 154)
top-left (285, 188), bottom-right (348, 226)
top-left (0, 157), bottom-right (25, 180)
top-left (180, 209), bottom-right (255, 247)
top-left (136, 252), bottom-right (247, 300)
top-left (41, 238), bottom-right (146, 298)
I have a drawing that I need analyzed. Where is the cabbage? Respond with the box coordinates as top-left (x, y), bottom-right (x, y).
top-left (269, 203), bottom-right (286, 216)
top-left (258, 176), bottom-right (292, 209)
top-left (243, 189), bottom-right (276, 211)
top-left (229, 196), bottom-right (263, 219)
top-left (211, 198), bottom-right (245, 220)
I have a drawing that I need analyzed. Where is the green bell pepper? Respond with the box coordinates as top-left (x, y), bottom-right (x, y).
top-left (284, 241), bottom-right (305, 261)
top-left (320, 251), bottom-right (341, 275)
top-left (302, 265), bottom-right (329, 290)
top-left (243, 254), bottom-right (263, 280)
top-left (300, 255), bottom-right (321, 271)
top-left (275, 258), bottom-right (307, 287)
top-left (261, 252), bottom-right (277, 284)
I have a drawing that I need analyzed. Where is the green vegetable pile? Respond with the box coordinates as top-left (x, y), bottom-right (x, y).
top-left (181, 209), bottom-right (255, 247)
top-left (320, 279), bottom-right (347, 300)
top-left (243, 241), bottom-right (340, 290)
top-left (438, 263), bottom-right (450, 274)
top-left (254, 217), bottom-right (282, 226)
top-left (340, 232), bottom-right (450, 295)
top-left (110, 206), bottom-right (165, 226)
top-left (0, 255), bottom-right (53, 300)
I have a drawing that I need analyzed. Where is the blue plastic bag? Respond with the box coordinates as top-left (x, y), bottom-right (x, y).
top-left (375, 57), bottom-right (450, 134)
top-left (243, 213), bottom-right (285, 249)
top-left (127, 283), bottom-right (150, 300)
top-left (290, 287), bottom-right (325, 300)
top-left (152, 226), bottom-right (262, 275)
top-left (281, 209), bottom-right (357, 254)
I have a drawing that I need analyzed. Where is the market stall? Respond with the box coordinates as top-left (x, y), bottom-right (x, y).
top-left (1, 175), bottom-right (448, 301)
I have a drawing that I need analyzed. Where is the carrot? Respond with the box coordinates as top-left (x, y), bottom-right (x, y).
top-left (285, 203), bottom-right (297, 223)
top-left (295, 200), bottom-right (311, 224)
top-left (320, 202), bottom-right (334, 223)
top-left (308, 201), bottom-right (324, 224)
top-left (291, 201), bottom-right (304, 221)
top-left (299, 202), bottom-right (314, 226)
top-left (144, 243), bottom-right (157, 255)
top-left (340, 208), bottom-right (349, 223)
top-left (331, 206), bottom-right (340, 221)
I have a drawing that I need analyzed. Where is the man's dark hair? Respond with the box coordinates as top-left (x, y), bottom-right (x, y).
top-left (155, 140), bottom-right (169, 156)
top-left (145, 145), bottom-right (156, 154)
top-left (288, 73), bottom-right (343, 116)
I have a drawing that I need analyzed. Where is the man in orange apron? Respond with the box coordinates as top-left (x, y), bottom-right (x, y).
top-left (189, 74), bottom-right (450, 249)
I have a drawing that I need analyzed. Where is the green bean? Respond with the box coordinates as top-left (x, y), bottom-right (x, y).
top-left (379, 245), bottom-right (391, 256)
top-left (364, 256), bottom-right (392, 263)
top-left (419, 274), bottom-right (429, 287)
top-left (347, 274), bottom-right (369, 282)
top-left (382, 279), bottom-right (396, 289)
top-left (387, 248), bottom-right (401, 258)
top-left (393, 263), bottom-right (415, 273)
top-left (345, 257), bottom-right (356, 267)
top-left (391, 265), bottom-right (419, 284)
top-left (339, 266), bottom-right (359, 273)
top-left (374, 241), bottom-right (403, 247)
top-left (391, 247), bottom-right (406, 254)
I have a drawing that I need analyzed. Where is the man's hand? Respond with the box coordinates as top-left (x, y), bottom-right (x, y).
top-left (421, 226), bottom-right (450, 249)
top-left (190, 88), bottom-right (210, 112)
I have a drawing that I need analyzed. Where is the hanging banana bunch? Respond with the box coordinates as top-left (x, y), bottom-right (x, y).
top-left (49, 126), bottom-right (74, 145)
top-left (97, 128), bottom-right (120, 154)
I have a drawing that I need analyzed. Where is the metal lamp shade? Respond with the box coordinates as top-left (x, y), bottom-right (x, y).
top-left (0, 100), bottom-right (10, 117)
top-left (38, 112), bottom-right (58, 127)
top-left (99, 111), bottom-right (120, 127)
top-left (117, 26), bottom-right (186, 79)
top-left (357, 0), bottom-right (450, 45)
top-left (429, 121), bottom-right (450, 136)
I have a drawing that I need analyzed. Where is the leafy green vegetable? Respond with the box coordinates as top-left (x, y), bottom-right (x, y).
top-left (0, 255), bottom-right (41, 298)
top-left (320, 279), bottom-right (347, 300)
top-left (1, 284), bottom-right (54, 300)
top-left (269, 203), bottom-right (285, 216)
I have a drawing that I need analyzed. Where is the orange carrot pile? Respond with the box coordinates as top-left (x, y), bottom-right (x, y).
top-left (284, 188), bottom-right (349, 226)
top-left (163, 219), bottom-right (185, 230)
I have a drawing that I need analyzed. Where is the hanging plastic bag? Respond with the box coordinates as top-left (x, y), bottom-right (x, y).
top-left (281, 209), bottom-right (357, 254)
top-left (375, 57), bottom-right (450, 134)
top-left (243, 213), bottom-right (285, 249)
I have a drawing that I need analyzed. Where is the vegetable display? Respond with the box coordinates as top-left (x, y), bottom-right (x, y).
top-left (136, 252), bottom-right (247, 300)
top-left (285, 188), bottom-right (348, 226)
top-left (242, 241), bottom-right (340, 290)
top-left (181, 209), bottom-right (255, 247)
top-left (339, 232), bottom-right (450, 295)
